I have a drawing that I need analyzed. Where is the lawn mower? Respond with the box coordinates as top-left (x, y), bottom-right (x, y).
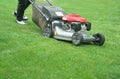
top-left (29, 0), bottom-right (105, 46)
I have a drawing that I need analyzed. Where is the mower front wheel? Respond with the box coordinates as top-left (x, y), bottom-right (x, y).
top-left (85, 22), bottom-right (91, 31)
top-left (42, 27), bottom-right (53, 38)
top-left (93, 33), bottom-right (105, 46)
top-left (72, 32), bottom-right (83, 46)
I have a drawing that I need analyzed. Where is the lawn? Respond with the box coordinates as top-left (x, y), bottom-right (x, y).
top-left (0, 0), bottom-right (120, 79)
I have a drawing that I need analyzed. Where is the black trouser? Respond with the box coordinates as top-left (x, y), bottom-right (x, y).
top-left (17, 0), bottom-right (31, 21)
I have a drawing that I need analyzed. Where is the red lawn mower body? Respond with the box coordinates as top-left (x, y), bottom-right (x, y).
top-left (62, 14), bottom-right (87, 23)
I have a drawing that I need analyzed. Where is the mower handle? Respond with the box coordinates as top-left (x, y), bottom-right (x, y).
top-left (46, 0), bottom-right (52, 6)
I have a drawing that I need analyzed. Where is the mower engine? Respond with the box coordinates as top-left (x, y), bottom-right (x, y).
top-left (62, 14), bottom-right (91, 32)
top-left (52, 14), bottom-right (93, 42)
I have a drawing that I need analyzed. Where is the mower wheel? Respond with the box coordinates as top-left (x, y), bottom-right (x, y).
top-left (93, 33), bottom-right (105, 46)
top-left (85, 22), bottom-right (91, 31)
top-left (72, 32), bottom-right (83, 46)
top-left (42, 27), bottom-right (53, 38)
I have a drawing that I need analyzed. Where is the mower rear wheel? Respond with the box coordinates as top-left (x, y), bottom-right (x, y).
top-left (93, 33), bottom-right (105, 46)
top-left (72, 32), bottom-right (83, 46)
top-left (42, 27), bottom-right (53, 38)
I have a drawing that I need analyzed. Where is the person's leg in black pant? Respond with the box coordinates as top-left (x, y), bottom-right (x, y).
top-left (24, 0), bottom-right (31, 11)
top-left (17, 0), bottom-right (30, 21)
top-left (13, 0), bottom-right (31, 24)
top-left (17, 0), bottom-right (31, 21)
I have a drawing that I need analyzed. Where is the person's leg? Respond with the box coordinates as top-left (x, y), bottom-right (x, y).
top-left (16, 0), bottom-right (25, 21)
top-left (21, 0), bottom-right (31, 20)
top-left (24, 0), bottom-right (31, 10)
top-left (13, 0), bottom-right (31, 24)
top-left (16, 0), bottom-right (31, 24)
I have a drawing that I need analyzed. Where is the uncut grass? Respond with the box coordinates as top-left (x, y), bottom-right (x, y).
top-left (0, 0), bottom-right (120, 79)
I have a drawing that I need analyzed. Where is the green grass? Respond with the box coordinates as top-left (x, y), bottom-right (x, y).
top-left (0, 0), bottom-right (120, 79)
